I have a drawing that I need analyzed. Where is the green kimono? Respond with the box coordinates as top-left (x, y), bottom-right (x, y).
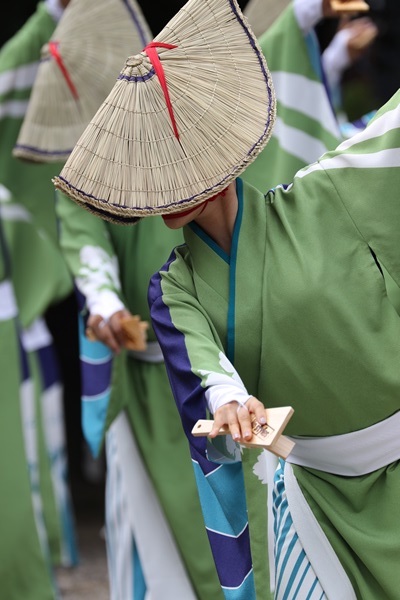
top-left (149, 91), bottom-right (400, 599)
top-left (0, 0), bottom-right (76, 571)
top-left (56, 191), bottom-right (224, 600)
top-left (0, 224), bottom-right (55, 599)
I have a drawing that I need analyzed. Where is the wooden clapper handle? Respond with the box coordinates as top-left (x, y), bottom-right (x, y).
top-left (192, 406), bottom-right (295, 460)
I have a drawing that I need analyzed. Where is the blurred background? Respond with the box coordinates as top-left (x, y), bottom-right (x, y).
top-left (315, 0), bottom-right (400, 119)
top-left (4, 0), bottom-right (400, 122)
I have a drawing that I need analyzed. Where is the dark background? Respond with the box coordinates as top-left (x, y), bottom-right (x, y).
top-left (316, 0), bottom-right (400, 117)
top-left (1, 0), bottom-right (251, 47)
top-left (3, 0), bottom-right (400, 117)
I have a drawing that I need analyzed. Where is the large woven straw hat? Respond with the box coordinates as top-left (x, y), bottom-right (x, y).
top-left (13, 0), bottom-right (152, 163)
top-left (53, 0), bottom-right (276, 223)
top-left (244, 0), bottom-right (290, 38)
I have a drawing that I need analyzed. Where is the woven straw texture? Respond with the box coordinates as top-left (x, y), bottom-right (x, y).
top-left (53, 0), bottom-right (276, 223)
top-left (244, 0), bottom-right (290, 38)
top-left (13, 0), bottom-right (152, 163)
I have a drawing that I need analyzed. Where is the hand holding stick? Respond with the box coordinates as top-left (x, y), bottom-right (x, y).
top-left (192, 406), bottom-right (295, 459)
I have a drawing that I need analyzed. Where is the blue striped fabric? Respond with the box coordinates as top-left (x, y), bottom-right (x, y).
top-left (192, 459), bottom-right (255, 599)
top-left (273, 462), bottom-right (326, 600)
top-left (79, 313), bottom-right (113, 458)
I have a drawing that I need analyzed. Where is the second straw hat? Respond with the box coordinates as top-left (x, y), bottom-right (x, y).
top-left (53, 0), bottom-right (276, 223)
top-left (244, 0), bottom-right (291, 39)
top-left (13, 0), bottom-right (152, 163)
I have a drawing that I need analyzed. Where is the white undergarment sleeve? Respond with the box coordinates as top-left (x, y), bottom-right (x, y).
top-left (294, 0), bottom-right (323, 35)
top-left (44, 0), bottom-right (65, 22)
top-left (85, 289), bottom-right (125, 321)
top-left (322, 29), bottom-right (352, 93)
top-left (21, 318), bottom-right (53, 352)
top-left (205, 383), bottom-right (252, 415)
top-left (0, 280), bottom-right (17, 321)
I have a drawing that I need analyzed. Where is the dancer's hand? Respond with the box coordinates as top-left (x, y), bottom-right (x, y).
top-left (87, 308), bottom-right (133, 354)
top-left (209, 396), bottom-right (267, 443)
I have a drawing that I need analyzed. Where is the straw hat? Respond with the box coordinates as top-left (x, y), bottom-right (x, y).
top-left (13, 0), bottom-right (152, 163)
top-left (244, 0), bottom-right (291, 39)
top-left (53, 0), bottom-right (276, 224)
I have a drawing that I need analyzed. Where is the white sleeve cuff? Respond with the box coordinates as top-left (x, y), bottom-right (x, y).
top-left (322, 28), bottom-right (352, 92)
top-left (85, 290), bottom-right (125, 321)
top-left (293, 0), bottom-right (323, 35)
top-left (205, 383), bottom-right (252, 415)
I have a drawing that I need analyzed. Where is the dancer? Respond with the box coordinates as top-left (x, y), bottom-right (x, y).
top-left (0, 0), bottom-right (79, 580)
top-left (53, 0), bottom-right (400, 598)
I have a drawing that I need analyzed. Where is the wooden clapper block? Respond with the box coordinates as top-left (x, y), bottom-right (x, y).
top-left (330, 0), bottom-right (369, 12)
top-left (120, 315), bottom-right (149, 351)
top-left (192, 406), bottom-right (295, 460)
top-left (86, 315), bottom-right (149, 351)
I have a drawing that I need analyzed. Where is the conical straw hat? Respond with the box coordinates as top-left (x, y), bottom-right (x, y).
top-left (53, 0), bottom-right (276, 224)
top-left (244, 0), bottom-right (290, 38)
top-left (13, 0), bottom-right (152, 163)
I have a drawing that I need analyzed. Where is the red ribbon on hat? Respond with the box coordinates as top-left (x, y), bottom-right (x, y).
top-left (48, 41), bottom-right (79, 100)
top-left (144, 42), bottom-right (179, 140)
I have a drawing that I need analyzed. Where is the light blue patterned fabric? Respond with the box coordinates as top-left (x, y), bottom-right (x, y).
top-left (273, 462), bottom-right (326, 600)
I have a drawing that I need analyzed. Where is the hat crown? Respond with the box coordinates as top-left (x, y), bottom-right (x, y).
top-left (126, 55), bottom-right (145, 68)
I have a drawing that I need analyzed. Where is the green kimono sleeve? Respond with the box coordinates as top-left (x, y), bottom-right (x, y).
top-left (56, 191), bottom-right (125, 313)
top-left (154, 246), bottom-right (231, 377)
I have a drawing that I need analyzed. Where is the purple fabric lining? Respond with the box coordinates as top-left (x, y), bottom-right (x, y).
top-left (208, 525), bottom-right (252, 587)
top-left (37, 344), bottom-right (60, 390)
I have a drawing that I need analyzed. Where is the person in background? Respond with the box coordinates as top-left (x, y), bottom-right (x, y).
top-left (321, 14), bottom-right (378, 118)
top-left (0, 197), bottom-right (62, 600)
top-left (242, 0), bottom-right (378, 193)
top-left (0, 0), bottom-right (79, 591)
top-left (53, 0), bottom-right (400, 598)
top-left (15, 0), bottom-right (224, 598)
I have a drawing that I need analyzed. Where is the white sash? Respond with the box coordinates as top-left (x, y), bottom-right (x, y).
top-left (286, 410), bottom-right (400, 475)
top-left (21, 318), bottom-right (53, 352)
top-left (0, 280), bottom-right (17, 321)
top-left (127, 341), bottom-right (164, 363)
